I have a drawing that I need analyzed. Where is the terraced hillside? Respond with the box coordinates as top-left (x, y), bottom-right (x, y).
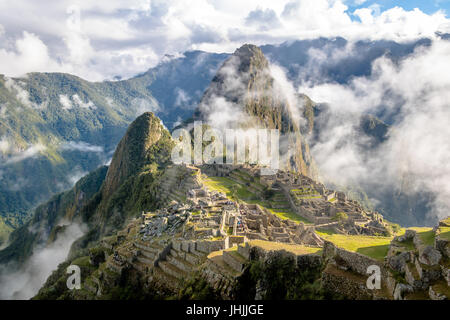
top-left (32, 159), bottom-right (448, 300)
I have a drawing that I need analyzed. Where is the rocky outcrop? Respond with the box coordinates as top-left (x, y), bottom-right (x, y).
top-left (384, 218), bottom-right (450, 300)
top-left (102, 112), bottom-right (174, 199)
top-left (193, 44), bottom-right (317, 178)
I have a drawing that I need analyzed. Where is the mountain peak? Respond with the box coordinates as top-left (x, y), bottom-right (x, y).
top-left (102, 112), bottom-right (173, 198)
top-left (192, 44), bottom-right (316, 178)
top-left (231, 44), bottom-right (268, 73)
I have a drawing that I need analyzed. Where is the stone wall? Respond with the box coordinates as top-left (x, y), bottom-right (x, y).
top-left (322, 241), bottom-right (387, 279)
top-left (321, 265), bottom-right (374, 300)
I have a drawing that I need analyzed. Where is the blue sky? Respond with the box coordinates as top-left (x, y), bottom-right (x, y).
top-left (348, 0), bottom-right (450, 17)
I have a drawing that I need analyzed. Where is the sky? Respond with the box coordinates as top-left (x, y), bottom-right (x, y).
top-left (0, 0), bottom-right (450, 81)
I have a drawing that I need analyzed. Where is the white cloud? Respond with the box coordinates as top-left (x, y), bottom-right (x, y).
top-left (0, 137), bottom-right (10, 154)
top-left (131, 97), bottom-right (160, 116)
top-left (0, 142), bottom-right (47, 165)
top-left (4, 76), bottom-right (47, 109)
top-left (0, 1), bottom-right (449, 80)
top-left (174, 88), bottom-right (192, 108)
top-left (0, 222), bottom-right (85, 300)
top-left (0, 32), bottom-right (62, 78)
top-left (66, 167), bottom-right (88, 186)
top-left (59, 94), bottom-right (72, 109)
top-left (72, 94), bottom-right (95, 109)
top-left (298, 39), bottom-right (450, 223)
top-left (60, 141), bottom-right (104, 153)
top-left (58, 94), bottom-right (96, 110)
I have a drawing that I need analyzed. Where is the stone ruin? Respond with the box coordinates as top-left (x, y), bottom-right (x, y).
top-left (234, 203), bottom-right (323, 246)
top-left (261, 169), bottom-right (390, 236)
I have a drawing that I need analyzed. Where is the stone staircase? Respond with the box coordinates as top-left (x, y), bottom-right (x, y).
top-left (151, 240), bottom-right (208, 287)
top-left (134, 240), bottom-right (165, 269)
top-left (270, 192), bottom-right (291, 209)
top-left (206, 245), bottom-right (249, 277)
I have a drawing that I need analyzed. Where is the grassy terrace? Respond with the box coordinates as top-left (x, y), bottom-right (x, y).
top-left (392, 238), bottom-right (415, 251)
top-left (417, 230), bottom-right (435, 246)
top-left (201, 175), bottom-right (431, 262)
top-left (202, 176), bottom-right (312, 224)
top-left (316, 228), bottom-right (393, 261)
top-left (316, 227), bottom-right (438, 261)
top-left (248, 240), bottom-right (322, 255)
top-left (234, 170), bottom-right (265, 188)
top-left (440, 217), bottom-right (450, 226)
top-left (438, 227), bottom-right (450, 241)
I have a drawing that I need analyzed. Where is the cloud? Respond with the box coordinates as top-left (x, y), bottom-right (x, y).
top-left (0, 104), bottom-right (7, 118)
top-left (0, 140), bottom-right (47, 165)
top-left (58, 94), bottom-right (96, 110)
top-left (59, 94), bottom-right (72, 109)
top-left (245, 8), bottom-right (282, 31)
top-left (0, 137), bottom-right (10, 154)
top-left (4, 76), bottom-right (48, 109)
top-left (66, 167), bottom-right (88, 186)
top-left (0, 1), bottom-right (449, 80)
top-left (0, 222), bottom-right (85, 300)
top-left (72, 94), bottom-right (95, 109)
top-left (131, 97), bottom-right (160, 116)
top-left (60, 141), bottom-right (104, 153)
top-left (298, 38), bottom-right (450, 224)
top-left (0, 31), bottom-right (63, 78)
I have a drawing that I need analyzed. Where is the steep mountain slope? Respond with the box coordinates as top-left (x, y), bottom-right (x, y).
top-left (192, 44), bottom-right (317, 177)
top-left (0, 112), bottom-right (173, 265)
top-left (261, 37), bottom-right (432, 88)
top-left (0, 165), bottom-right (108, 265)
top-left (132, 51), bottom-right (229, 127)
top-left (0, 112), bottom-right (175, 299)
top-left (0, 51), bottom-right (226, 241)
top-left (0, 73), bottom-right (136, 238)
top-left (0, 38), bottom-right (438, 242)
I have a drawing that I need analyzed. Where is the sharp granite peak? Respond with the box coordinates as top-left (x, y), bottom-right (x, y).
top-left (102, 112), bottom-right (172, 199)
top-left (193, 43), bottom-right (317, 178)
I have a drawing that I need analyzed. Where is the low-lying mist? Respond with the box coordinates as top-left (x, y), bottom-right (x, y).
top-left (0, 223), bottom-right (85, 300)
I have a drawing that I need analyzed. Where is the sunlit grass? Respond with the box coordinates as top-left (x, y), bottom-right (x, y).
top-left (203, 176), bottom-right (312, 224)
top-left (316, 230), bottom-right (393, 261)
top-left (438, 227), bottom-right (450, 241)
top-left (248, 240), bottom-right (322, 255)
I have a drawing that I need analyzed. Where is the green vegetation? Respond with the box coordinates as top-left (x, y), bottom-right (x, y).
top-left (176, 273), bottom-right (221, 300)
top-left (392, 238), bottom-right (415, 251)
top-left (316, 230), bottom-right (393, 261)
top-left (440, 217), bottom-right (450, 226)
top-left (203, 176), bottom-right (312, 224)
top-left (266, 208), bottom-right (311, 224)
top-left (248, 240), bottom-right (322, 255)
top-left (235, 250), bottom-right (338, 300)
top-left (289, 188), bottom-right (321, 206)
top-left (417, 229), bottom-right (436, 246)
top-left (0, 216), bottom-right (14, 247)
top-left (1, 112), bottom-right (173, 265)
top-left (334, 212), bottom-right (349, 222)
top-left (438, 227), bottom-right (450, 241)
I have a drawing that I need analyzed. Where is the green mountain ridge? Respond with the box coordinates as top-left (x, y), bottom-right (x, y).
top-left (0, 112), bottom-right (173, 267)
top-left (0, 50), bottom-right (227, 243)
